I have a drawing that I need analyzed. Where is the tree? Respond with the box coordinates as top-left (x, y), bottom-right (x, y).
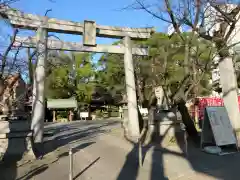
top-left (135, 32), bottom-right (215, 140)
top-left (136, 32), bottom-right (214, 107)
top-left (97, 32), bottom-right (214, 140)
top-left (45, 52), bottom-right (70, 97)
top-left (45, 52), bottom-right (95, 102)
top-left (98, 33), bottom-right (214, 106)
top-left (96, 49), bottom-right (126, 104)
top-left (0, 27), bottom-right (32, 115)
top-left (132, 0), bottom-right (240, 135)
top-left (74, 53), bottom-right (95, 104)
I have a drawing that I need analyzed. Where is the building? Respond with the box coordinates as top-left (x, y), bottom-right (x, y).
top-left (0, 73), bottom-right (27, 115)
top-left (203, 3), bottom-right (240, 96)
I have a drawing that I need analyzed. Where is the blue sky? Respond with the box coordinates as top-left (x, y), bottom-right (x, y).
top-left (0, 0), bottom-right (170, 81)
top-left (0, 0), bottom-right (170, 67)
top-left (10, 0), bottom-right (168, 44)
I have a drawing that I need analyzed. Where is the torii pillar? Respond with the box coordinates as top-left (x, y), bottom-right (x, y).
top-left (124, 36), bottom-right (140, 138)
top-left (31, 24), bottom-right (48, 144)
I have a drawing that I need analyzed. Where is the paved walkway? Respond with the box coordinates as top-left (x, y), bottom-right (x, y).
top-left (2, 121), bottom-right (240, 180)
top-left (32, 128), bottom-right (240, 179)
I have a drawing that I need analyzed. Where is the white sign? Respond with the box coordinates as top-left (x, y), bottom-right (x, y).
top-left (80, 112), bottom-right (89, 118)
top-left (139, 108), bottom-right (148, 117)
top-left (154, 86), bottom-right (164, 99)
top-left (212, 68), bottom-right (220, 83)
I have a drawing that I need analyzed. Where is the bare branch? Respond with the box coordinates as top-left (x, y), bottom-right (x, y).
top-left (193, 0), bottom-right (201, 31)
top-left (164, 0), bottom-right (182, 34)
top-left (210, 2), bottom-right (237, 24)
top-left (0, 0), bottom-right (20, 6)
top-left (7, 41), bottom-right (22, 75)
top-left (171, 73), bottom-right (191, 101)
top-left (135, 0), bottom-right (172, 24)
top-left (224, 7), bottom-right (240, 41)
top-left (1, 28), bottom-right (18, 77)
top-left (44, 9), bottom-right (52, 16)
top-left (27, 48), bottom-right (36, 85)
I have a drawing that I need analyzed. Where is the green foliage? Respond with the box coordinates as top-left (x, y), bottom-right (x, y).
top-left (98, 32), bottom-right (215, 107)
top-left (45, 51), bottom-right (74, 99)
top-left (74, 53), bottom-right (96, 103)
top-left (46, 64), bottom-right (74, 99)
top-left (96, 50), bottom-right (125, 101)
top-left (46, 52), bottom-right (96, 104)
top-left (46, 32), bottom-right (215, 107)
top-left (56, 111), bottom-right (68, 119)
top-left (76, 83), bottom-right (95, 103)
top-left (95, 110), bottom-right (103, 117)
top-left (145, 32), bottom-right (214, 100)
top-left (109, 110), bottom-right (119, 117)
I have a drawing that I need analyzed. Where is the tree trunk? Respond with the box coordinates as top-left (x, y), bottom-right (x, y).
top-left (88, 105), bottom-right (91, 120)
top-left (27, 48), bottom-right (34, 85)
top-left (137, 107), bottom-right (144, 132)
top-left (170, 74), bottom-right (199, 141)
top-left (176, 98), bottom-right (199, 142)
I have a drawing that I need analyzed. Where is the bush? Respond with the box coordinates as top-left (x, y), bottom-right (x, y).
top-left (103, 111), bottom-right (109, 118)
top-left (110, 111), bottom-right (119, 117)
top-left (95, 110), bottom-right (103, 118)
top-left (93, 108), bottom-right (119, 118)
top-left (56, 110), bottom-right (68, 119)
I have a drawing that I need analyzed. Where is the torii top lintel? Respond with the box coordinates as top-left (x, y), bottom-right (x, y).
top-left (0, 6), bottom-right (155, 40)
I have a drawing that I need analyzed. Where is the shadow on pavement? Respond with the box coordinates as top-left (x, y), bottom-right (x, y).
top-left (42, 121), bottom-right (119, 156)
top-left (58, 141), bottom-right (95, 158)
top-left (117, 144), bottom-right (140, 180)
top-left (0, 120), bottom-right (118, 180)
top-left (73, 157), bottom-right (100, 180)
top-left (117, 113), bottom-right (240, 180)
top-left (175, 130), bottom-right (240, 180)
top-left (117, 118), bottom-right (171, 180)
top-left (17, 164), bottom-right (49, 180)
top-left (16, 141), bottom-right (95, 180)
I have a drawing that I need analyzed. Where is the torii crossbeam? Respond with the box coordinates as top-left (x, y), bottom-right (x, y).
top-left (14, 36), bottom-right (149, 55)
top-left (0, 5), bottom-right (155, 143)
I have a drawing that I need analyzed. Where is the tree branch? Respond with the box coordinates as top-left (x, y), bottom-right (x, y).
top-left (210, 2), bottom-right (238, 24)
top-left (1, 28), bottom-right (18, 77)
top-left (224, 7), bottom-right (240, 41)
top-left (135, 0), bottom-right (172, 24)
top-left (164, 0), bottom-right (181, 34)
top-left (171, 73), bottom-right (191, 101)
top-left (193, 0), bottom-right (201, 31)
top-left (7, 42), bottom-right (22, 75)
top-left (27, 48), bottom-right (37, 85)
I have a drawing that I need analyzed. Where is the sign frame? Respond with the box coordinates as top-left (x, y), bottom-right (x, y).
top-left (201, 106), bottom-right (238, 155)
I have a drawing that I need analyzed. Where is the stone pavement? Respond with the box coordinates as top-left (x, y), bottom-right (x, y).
top-left (30, 128), bottom-right (240, 179)
top-left (1, 121), bottom-right (240, 180)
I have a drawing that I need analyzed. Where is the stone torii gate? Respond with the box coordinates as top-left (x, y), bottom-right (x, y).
top-left (0, 6), bottom-right (154, 143)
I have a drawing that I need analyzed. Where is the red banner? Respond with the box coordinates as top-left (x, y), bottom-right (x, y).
top-left (196, 97), bottom-right (240, 121)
